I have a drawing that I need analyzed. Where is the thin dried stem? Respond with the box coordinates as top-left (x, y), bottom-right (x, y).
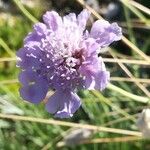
top-left (57, 136), bottom-right (142, 147)
top-left (80, 136), bottom-right (142, 144)
top-left (103, 114), bottom-right (139, 126)
top-left (111, 77), bottom-right (150, 84)
top-left (128, 0), bottom-right (150, 16)
top-left (76, 0), bottom-right (103, 19)
top-left (120, 22), bottom-right (150, 30)
top-left (0, 113), bottom-right (142, 136)
top-left (109, 50), bottom-right (150, 97)
top-left (103, 58), bottom-right (150, 66)
top-left (76, 0), bottom-right (103, 20)
top-left (120, 0), bottom-right (147, 23)
top-left (0, 38), bottom-right (15, 57)
top-left (121, 36), bottom-right (150, 63)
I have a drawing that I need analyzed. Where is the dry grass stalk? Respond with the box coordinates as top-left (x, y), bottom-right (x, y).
top-left (0, 113), bottom-right (142, 136)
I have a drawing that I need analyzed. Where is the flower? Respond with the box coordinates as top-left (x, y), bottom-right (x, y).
top-left (17, 9), bottom-right (122, 118)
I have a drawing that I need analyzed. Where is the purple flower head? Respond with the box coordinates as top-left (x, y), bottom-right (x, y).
top-left (17, 9), bottom-right (122, 118)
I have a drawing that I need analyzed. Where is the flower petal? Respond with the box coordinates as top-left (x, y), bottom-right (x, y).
top-left (16, 45), bottom-right (42, 69)
top-left (24, 23), bottom-right (47, 45)
top-left (19, 70), bottom-right (37, 86)
top-left (81, 38), bottom-right (99, 57)
top-left (64, 13), bottom-right (77, 23)
top-left (19, 70), bottom-right (48, 86)
top-left (77, 9), bottom-right (90, 29)
top-left (90, 20), bottom-right (122, 48)
top-left (20, 84), bottom-right (48, 104)
top-left (17, 48), bottom-right (40, 69)
top-left (93, 71), bottom-right (110, 90)
top-left (45, 90), bottom-right (81, 118)
top-left (82, 70), bottom-right (110, 90)
top-left (83, 74), bottom-right (95, 90)
top-left (24, 32), bottom-right (41, 46)
top-left (33, 23), bottom-right (47, 36)
top-left (80, 56), bottom-right (109, 90)
top-left (43, 11), bottom-right (62, 31)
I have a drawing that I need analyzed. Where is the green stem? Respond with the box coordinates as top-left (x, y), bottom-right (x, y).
top-left (108, 83), bottom-right (150, 103)
top-left (0, 38), bottom-right (15, 57)
top-left (13, 0), bottom-right (38, 23)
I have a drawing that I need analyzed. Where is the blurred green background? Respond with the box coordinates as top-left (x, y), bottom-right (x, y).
top-left (0, 0), bottom-right (150, 149)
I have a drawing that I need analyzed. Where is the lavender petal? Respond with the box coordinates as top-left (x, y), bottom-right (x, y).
top-left (46, 90), bottom-right (81, 118)
top-left (77, 9), bottom-right (91, 29)
top-left (43, 11), bottom-right (62, 31)
top-left (90, 20), bottom-right (122, 48)
top-left (20, 84), bottom-right (48, 104)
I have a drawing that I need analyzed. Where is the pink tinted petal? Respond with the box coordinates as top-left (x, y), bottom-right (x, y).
top-left (84, 74), bottom-right (95, 90)
top-left (95, 57), bottom-right (107, 71)
top-left (79, 65), bottom-right (96, 90)
top-left (94, 71), bottom-right (110, 90)
top-left (69, 92), bottom-right (81, 113)
top-left (64, 13), bottom-right (77, 23)
top-left (77, 9), bottom-right (91, 29)
top-left (43, 11), bottom-right (62, 31)
top-left (24, 23), bottom-right (46, 44)
top-left (90, 20), bottom-right (122, 47)
top-left (81, 38), bottom-right (99, 57)
top-left (108, 23), bottom-right (122, 41)
top-left (80, 56), bottom-right (109, 90)
top-left (45, 90), bottom-right (81, 118)
top-left (63, 13), bottom-right (78, 31)
top-left (91, 20), bottom-right (110, 35)
top-left (20, 84), bottom-right (48, 104)
top-left (82, 70), bottom-right (109, 90)
top-left (33, 23), bottom-right (47, 35)
top-left (79, 57), bottom-right (106, 76)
